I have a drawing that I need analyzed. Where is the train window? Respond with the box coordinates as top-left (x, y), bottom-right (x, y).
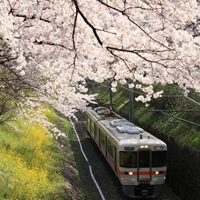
top-left (152, 151), bottom-right (167, 167)
top-left (107, 140), bottom-right (113, 158)
top-left (95, 128), bottom-right (100, 141)
top-left (91, 121), bottom-right (95, 135)
top-left (120, 151), bottom-right (137, 168)
top-left (139, 151), bottom-right (150, 168)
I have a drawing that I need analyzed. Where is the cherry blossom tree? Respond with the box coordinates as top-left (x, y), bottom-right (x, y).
top-left (0, 0), bottom-right (199, 116)
top-left (0, 34), bottom-right (29, 123)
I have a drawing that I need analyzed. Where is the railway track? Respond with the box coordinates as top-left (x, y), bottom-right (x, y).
top-left (71, 111), bottom-right (181, 200)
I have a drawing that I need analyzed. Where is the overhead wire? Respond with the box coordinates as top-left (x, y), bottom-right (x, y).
top-left (87, 80), bottom-right (200, 128)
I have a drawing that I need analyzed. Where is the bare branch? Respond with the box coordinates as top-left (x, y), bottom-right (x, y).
top-left (72, 0), bottom-right (103, 46)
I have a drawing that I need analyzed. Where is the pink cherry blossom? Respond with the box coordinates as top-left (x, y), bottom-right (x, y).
top-left (0, 0), bottom-right (199, 118)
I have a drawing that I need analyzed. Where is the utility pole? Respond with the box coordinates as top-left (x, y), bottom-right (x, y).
top-left (110, 79), bottom-right (113, 110)
top-left (129, 88), bottom-right (133, 122)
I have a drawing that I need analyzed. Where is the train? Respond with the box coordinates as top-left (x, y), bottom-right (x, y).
top-left (86, 106), bottom-right (167, 198)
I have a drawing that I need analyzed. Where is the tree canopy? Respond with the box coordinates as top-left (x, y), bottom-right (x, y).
top-left (0, 0), bottom-right (199, 116)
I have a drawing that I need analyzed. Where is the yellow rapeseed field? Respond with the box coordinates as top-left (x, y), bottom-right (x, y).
top-left (0, 107), bottom-right (66, 200)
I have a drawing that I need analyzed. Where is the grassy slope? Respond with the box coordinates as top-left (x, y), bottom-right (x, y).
top-left (0, 106), bottom-right (68, 200)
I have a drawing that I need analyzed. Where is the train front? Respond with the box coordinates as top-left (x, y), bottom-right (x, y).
top-left (118, 138), bottom-right (167, 198)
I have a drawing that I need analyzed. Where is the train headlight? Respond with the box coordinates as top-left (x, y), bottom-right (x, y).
top-left (128, 172), bottom-right (134, 176)
top-left (154, 146), bottom-right (163, 150)
top-left (140, 145), bottom-right (149, 149)
top-left (155, 171), bottom-right (159, 175)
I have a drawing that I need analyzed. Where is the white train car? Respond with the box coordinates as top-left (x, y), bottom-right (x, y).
top-left (86, 106), bottom-right (167, 198)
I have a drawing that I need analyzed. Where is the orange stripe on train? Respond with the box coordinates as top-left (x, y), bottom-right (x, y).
top-left (119, 170), bottom-right (167, 175)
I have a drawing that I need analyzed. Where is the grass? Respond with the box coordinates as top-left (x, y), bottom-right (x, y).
top-left (0, 105), bottom-right (68, 200)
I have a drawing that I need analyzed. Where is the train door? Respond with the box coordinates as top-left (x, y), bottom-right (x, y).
top-left (99, 130), bottom-right (106, 156)
top-left (114, 146), bottom-right (117, 173)
top-left (137, 150), bottom-right (151, 183)
top-left (107, 140), bottom-right (115, 171)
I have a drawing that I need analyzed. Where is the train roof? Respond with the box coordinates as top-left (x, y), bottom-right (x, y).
top-left (86, 107), bottom-right (167, 147)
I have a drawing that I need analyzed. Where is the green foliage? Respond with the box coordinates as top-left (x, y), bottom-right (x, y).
top-left (42, 105), bottom-right (59, 125)
top-left (59, 116), bottom-right (72, 134)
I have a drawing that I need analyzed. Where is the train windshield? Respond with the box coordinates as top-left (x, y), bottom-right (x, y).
top-left (120, 151), bottom-right (167, 168)
top-left (152, 151), bottom-right (167, 167)
top-left (120, 151), bottom-right (137, 168)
